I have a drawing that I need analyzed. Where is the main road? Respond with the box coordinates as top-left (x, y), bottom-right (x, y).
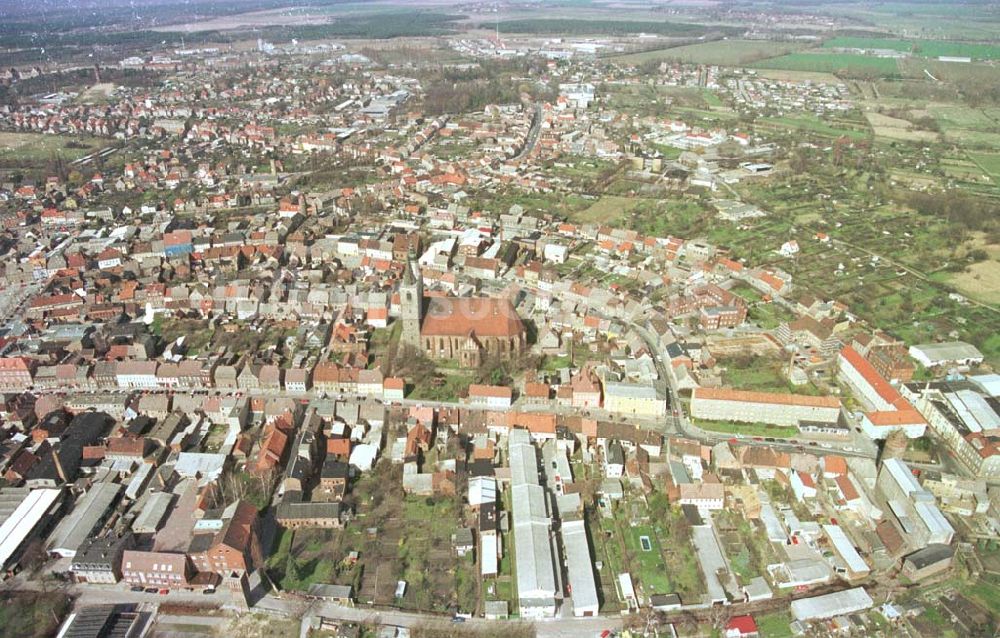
top-left (511, 102), bottom-right (543, 163)
top-left (256, 594), bottom-right (621, 638)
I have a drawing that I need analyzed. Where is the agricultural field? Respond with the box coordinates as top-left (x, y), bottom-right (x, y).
top-left (614, 39), bottom-right (803, 66)
top-left (823, 36), bottom-right (1000, 61)
top-left (864, 111), bottom-right (939, 142)
top-left (967, 152), bottom-right (1000, 180)
top-left (752, 68), bottom-right (842, 84)
top-left (925, 105), bottom-right (1000, 151)
top-left (493, 18), bottom-right (713, 37)
top-left (945, 240), bottom-right (1000, 306)
top-left (751, 52), bottom-right (904, 77)
top-left (757, 114), bottom-right (871, 141)
top-left (813, 2), bottom-right (1000, 40)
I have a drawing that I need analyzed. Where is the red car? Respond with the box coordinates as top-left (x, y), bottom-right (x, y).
top-left (158, 589), bottom-right (170, 595)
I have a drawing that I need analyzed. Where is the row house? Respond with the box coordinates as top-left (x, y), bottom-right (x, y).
top-left (0, 358), bottom-right (35, 391)
top-left (116, 361), bottom-right (159, 389)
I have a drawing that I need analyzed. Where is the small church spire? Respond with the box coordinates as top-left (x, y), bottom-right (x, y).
top-left (400, 249), bottom-right (423, 349)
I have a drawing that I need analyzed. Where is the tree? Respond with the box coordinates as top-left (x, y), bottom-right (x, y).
top-left (285, 555), bottom-right (301, 586)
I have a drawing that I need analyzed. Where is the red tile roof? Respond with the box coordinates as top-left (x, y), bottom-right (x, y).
top-left (726, 615), bottom-right (758, 636)
top-left (694, 387), bottom-right (840, 409)
top-left (839, 346), bottom-right (907, 409)
top-left (823, 455), bottom-right (848, 476)
top-left (469, 384), bottom-right (513, 399)
top-left (835, 475), bottom-right (859, 501)
top-left (866, 409), bottom-right (925, 427)
top-left (421, 297), bottom-right (524, 338)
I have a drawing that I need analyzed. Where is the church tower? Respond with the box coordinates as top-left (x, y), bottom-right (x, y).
top-left (400, 252), bottom-right (423, 350)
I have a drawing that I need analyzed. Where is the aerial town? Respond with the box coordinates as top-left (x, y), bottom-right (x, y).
top-left (0, 1), bottom-right (998, 637)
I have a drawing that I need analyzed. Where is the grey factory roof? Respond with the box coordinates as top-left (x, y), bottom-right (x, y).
top-left (48, 482), bottom-right (123, 557)
top-left (560, 518), bottom-right (599, 613)
top-left (791, 587), bottom-right (874, 621)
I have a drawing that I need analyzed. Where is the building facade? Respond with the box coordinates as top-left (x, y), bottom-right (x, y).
top-left (401, 257), bottom-right (527, 368)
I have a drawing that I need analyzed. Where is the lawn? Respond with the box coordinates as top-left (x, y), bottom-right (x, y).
top-left (965, 577), bottom-right (1000, 611)
top-left (409, 371), bottom-right (473, 402)
top-left (722, 362), bottom-right (786, 390)
top-left (152, 316), bottom-right (214, 355)
top-left (747, 301), bottom-right (798, 330)
top-left (267, 527), bottom-right (339, 592)
top-left (623, 524), bottom-right (672, 594)
top-left (369, 321), bottom-right (401, 359)
top-left (751, 52), bottom-right (903, 77)
top-left (572, 195), bottom-right (643, 224)
top-left (756, 610), bottom-right (794, 638)
top-left (693, 419), bottom-right (799, 439)
top-left (540, 355), bottom-right (573, 372)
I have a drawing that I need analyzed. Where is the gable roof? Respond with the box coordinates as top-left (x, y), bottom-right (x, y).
top-left (421, 297), bottom-right (524, 338)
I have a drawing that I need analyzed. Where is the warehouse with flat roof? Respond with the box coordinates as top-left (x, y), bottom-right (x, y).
top-left (791, 587), bottom-right (873, 621)
top-left (0, 488), bottom-right (63, 571)
top-left (508, 429), bottom-right (559, 619)
top-left (560, 518), bottom-right (599, 616)
top-left (48, 482), bottom-right (123, 558)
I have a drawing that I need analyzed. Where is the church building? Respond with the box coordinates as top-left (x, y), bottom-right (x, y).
top-left (399, 257), bottom-right (527, 368)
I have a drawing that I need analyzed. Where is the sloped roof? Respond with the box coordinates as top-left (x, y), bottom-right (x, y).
top-left (421, 297), bottom-right (524, 338)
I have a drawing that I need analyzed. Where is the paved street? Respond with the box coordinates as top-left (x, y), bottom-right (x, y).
top-left (257, 594), bottom-right (622, 638)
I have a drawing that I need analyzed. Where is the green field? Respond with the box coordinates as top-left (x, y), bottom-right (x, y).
top-left (722, 358), bottom-right (820, 396)
top-left (815, 3), bottom-right (1000, 40)
top-left (928, 105), bottom-right (1000, 150)
top-left (494, 18), bottom-right (713, 36)
top-left (968, 152), bottom-right (1000, 179)
top-left (751, 52), bottom-right (903, 77)
top-left (624, 525), bottom-right (673, 594)
top-left (759, 114), bottom-right (871, 140)
top-left (693, 419), bottom-right (799, 439)
top-left (573, 195), bottom-right (643, 224)
top-left (0, 132), bottom-right (107, 164)
top-left (615, 39), bottom-right (801, 66)
top-left (756, 610), bottom-right (795, 638)
top-left (823, 36), bottom-right (1000, 61)
top-left (930, 105), bottom-right (1000, 130)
